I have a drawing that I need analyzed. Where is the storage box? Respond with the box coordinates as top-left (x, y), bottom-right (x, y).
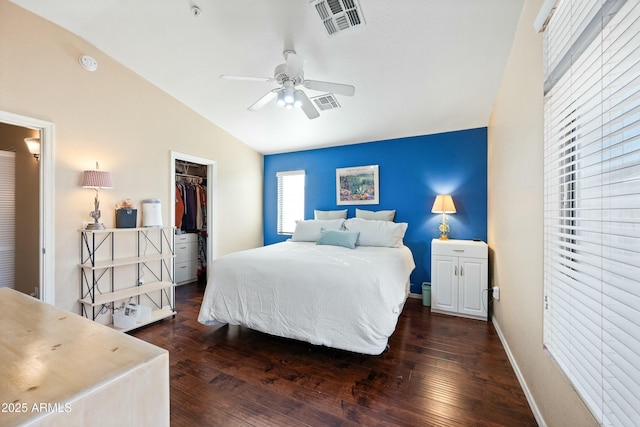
top-left (136, 305), bottom-right (151, 322)
top-left (113, 310), bottom-right (137, 329)
top-left (115, 209), bottom-right (137, 228)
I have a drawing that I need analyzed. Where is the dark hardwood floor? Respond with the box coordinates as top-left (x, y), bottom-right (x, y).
top-left (131, 284), bottom-right (537, 426)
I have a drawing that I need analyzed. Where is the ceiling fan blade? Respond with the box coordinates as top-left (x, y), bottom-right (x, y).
top-left (220, 75), bottom-right (274, 82)
top-left (303, 80), bottom-right (355, 96)
top-left (285, 51), bottom-right (304, 77)
top-left (295, 90), bottom-right (320, 119)
top-left (247, 89), bottom-right (278, 111)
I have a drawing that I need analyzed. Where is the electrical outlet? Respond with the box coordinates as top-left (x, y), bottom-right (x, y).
top-left (493, 286), bottom-right (500, 300)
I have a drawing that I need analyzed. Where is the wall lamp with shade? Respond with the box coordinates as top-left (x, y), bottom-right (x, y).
top-left (81, 162), bottom-right (113, 230)
top-left (431, 194), bottom-right (456, 240)
top-left (24, 137), bottom-right (40, 161)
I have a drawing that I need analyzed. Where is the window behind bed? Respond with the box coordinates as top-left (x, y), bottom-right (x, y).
top-left (277, 170), bottom-right (305, 234)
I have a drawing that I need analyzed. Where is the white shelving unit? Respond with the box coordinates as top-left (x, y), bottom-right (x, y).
top-left (79, 227), bottom-right (176, 331)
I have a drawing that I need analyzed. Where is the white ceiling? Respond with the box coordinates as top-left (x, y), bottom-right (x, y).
top-left (11, 0), bottom-right (524, 154)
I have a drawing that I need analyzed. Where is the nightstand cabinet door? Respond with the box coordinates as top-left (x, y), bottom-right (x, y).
top-left (458, 256), bottom-right (488, 319)
top-left (432, 255), bottom-right (458, 313)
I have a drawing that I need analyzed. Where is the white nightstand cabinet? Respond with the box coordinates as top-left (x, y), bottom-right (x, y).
top-left (431, 239), bottom-right (488, 321)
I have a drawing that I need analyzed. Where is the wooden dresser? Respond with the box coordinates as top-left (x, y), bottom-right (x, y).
top-left (0, 288), bottom-right (169, 426)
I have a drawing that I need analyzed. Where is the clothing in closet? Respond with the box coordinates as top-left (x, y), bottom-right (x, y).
top-left (175, 187), bottom-right (185, 228)
top-left (175, 179), bottom-right (206, 232)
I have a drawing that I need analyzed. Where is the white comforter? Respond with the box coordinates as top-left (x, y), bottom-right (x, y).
top-left (197, 241), bottom-right (415, 355)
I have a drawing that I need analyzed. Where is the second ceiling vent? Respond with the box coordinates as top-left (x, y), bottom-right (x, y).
top-left (311, 0), bottom-right (365, 36)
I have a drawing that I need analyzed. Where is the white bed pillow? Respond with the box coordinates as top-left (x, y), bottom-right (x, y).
top-left (314, 209), bottom-right (348, 220)
top-left (291, 219), bottom-right (345, 242)
top-left (355, 208), bottom-right (396, 221)
top-left (344, 218), bottom-right (408, 248)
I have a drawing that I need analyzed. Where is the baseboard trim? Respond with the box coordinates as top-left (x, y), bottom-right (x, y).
top-left (408, 292), bottom-right (422, 300)
top-left (492, 317), bottom-right (546, 427)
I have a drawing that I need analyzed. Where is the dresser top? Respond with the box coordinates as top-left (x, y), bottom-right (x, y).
top-left (0, 288), bottom-right (167, 424)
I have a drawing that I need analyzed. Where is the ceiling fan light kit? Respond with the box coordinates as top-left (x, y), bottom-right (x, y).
top-left (220, 50), bottom-right (354, 119)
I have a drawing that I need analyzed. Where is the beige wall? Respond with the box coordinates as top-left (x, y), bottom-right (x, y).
top-left (488, 1), bottom-right (597, 426)
top-left (0, 123), bottom-right (39, 296)
top-left (0, 0), bottom-right (264, 311)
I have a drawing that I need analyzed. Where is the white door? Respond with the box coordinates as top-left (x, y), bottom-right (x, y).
top-left (458, 256), bottom-right (488, 319)
top-left (0, 151), bottom-right (15, 289)
top-left (432, 255), bottom-right (457, 313)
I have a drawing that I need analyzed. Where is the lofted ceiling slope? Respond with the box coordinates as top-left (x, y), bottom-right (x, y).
top-left (10, 0), bottom-right (525, 154)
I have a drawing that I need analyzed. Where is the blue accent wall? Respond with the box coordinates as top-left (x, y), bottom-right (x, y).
top-left (264, 127), bottom-right (488, 293)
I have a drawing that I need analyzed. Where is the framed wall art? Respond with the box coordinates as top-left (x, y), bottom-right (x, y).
top-left (336, 165), bottom-right (379, 205)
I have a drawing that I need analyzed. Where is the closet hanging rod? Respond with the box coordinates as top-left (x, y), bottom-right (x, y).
top-left (176, 173), bottom-right (204, 184)
top-left (176, 172), bottom-right (204, 179)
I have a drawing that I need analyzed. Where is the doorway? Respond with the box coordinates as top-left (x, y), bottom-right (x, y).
top-left (0, 110), bottom-right (55, 304)
top-left (170, 152), bottom-right (216, 286)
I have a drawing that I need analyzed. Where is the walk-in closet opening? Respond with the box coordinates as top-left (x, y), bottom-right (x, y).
top-left (171, 152), bottom-right (216, 287)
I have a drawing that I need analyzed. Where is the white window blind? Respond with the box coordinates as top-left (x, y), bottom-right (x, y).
top-left (0, 151), bottom-right (15, 289)
top-left (276, 170), bottom-right (305, 234)
top-left (542, 0), bottom-right (640, 426)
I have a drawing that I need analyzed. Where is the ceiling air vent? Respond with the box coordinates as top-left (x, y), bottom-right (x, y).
top-left (311, 94), bottom-right (341, 111)
top-left (311, 0), bottom-right (365, 36)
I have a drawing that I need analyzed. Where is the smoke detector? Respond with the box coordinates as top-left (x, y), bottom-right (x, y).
top-left (79, 55), bottom-right (98, 72)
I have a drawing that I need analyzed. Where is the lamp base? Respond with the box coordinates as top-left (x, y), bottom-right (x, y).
top-left (438, 222), bottom-right (450, 240)
top-left (85, 222), bottom-right (105, 230)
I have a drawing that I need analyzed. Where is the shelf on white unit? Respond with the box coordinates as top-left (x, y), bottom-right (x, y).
top-left (110, 308), bottom-right (177, 333)
top-left (79, 281), bottom-right (175, 306)
top-left (79, 253), bottom-right (175, 270)
top-left (79, 226), bottom-right (176, 233)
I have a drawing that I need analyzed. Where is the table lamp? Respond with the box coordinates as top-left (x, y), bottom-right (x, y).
top-left (431, 194), bottom-right (456, 240)
top-left (82, 163), bottom-right (113, 230)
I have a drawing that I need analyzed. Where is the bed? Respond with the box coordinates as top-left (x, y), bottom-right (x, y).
top-left (197, 218), bottom-right (416, 355)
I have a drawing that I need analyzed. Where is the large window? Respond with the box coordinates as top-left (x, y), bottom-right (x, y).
top-left (276, 170), bottom-right (305, 234)
top-left (541, 0), bottom-right (640, 425)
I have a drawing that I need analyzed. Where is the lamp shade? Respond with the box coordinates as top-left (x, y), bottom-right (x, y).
top-left (24, 137), bottom-right (40, 157)
top-left (431, 194), bottom-right (456, 214)
top-left (81, 170), bottom-right (113, 189)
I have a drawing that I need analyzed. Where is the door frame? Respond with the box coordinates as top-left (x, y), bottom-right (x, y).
top-left (170, 151), bottom-right (217, 282)
top-left (0, 110), bottom-right (55, 304)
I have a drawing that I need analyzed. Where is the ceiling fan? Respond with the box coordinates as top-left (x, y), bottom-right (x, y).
top-left (220, 50), bottom-right (355, 119)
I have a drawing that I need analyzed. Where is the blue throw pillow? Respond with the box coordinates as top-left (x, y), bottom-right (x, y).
top-left (316, 229), bottom-right (360, 249)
